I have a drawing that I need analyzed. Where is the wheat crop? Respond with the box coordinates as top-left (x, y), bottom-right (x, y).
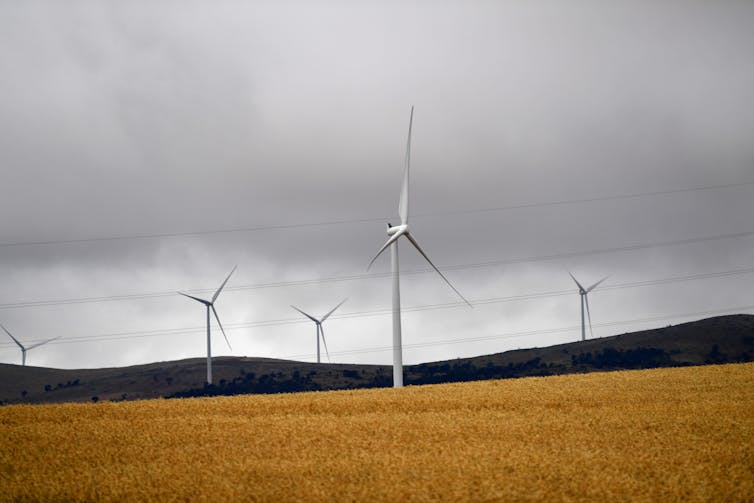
top-left (1, 363), bottom-right (752, 501)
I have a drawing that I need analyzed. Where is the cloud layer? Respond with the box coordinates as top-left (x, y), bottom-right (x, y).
top-left (1, 1), bottom-right (753, 369)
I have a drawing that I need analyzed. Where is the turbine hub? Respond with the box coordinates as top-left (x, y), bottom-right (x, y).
top-left (387, 224), bottom-right (407, 236)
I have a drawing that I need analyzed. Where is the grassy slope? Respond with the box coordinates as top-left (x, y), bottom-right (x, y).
top-left (1, 314), bottom-right (752, 404)
top-left (0, 357), bottom-right (389, 404)
top-left (1, 363), bottom-right (752, 501)
top-left (463, 312), bottom-right (754, 367)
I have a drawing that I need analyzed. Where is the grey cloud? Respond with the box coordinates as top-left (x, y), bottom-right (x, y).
top-left (1, 1), bottom-right (753, 369)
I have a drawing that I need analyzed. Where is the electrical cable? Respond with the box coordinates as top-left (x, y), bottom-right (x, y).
top-left (1, 266), bottom-right (752, 349)
top-left (1, 228), bottom-right (753, 310)
top-left (1, 180), bottom-right (751, 248)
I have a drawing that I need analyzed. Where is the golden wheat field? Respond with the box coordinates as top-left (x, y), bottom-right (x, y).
top-left (1, 363), bottom-right (753, 502)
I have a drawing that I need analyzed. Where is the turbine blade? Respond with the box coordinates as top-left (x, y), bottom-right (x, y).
top-left (586, 275), bottom-right (610, 293)
top-left (321, 298), bottom-right (348, 322)
top-left (367, 232), bottom-right (403, 270)
top-left (25, 336), bottom-right (60, 351)
top-left (568, 272), bottom-right (585, 292)
top-left (319, 325), bottom-right (331, 363)
top-left (291, 305), bottom-right (319, 323)
top-left (1, 324), bottom-right (24, 350)
top-left (398, 106), bottom-right (413, 225)
top-left (405, 232), bottom-right (472, 308)
top-left (178, 292), bottom-right (210, 305)
top-left (212, 265), bottom-right (237, 303)
top-left (585, 294), bottom-right (594, 339)
top-left (211, 305), bottom-right (232, 351)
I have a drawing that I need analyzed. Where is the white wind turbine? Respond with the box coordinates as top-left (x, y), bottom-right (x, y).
top-left (178, 266), bottom-right (236, 385)
top-left (1, 324), bottom-right (59, 366)
top-left (290, 298), bottom-right (348, 364)
top-left (368, 106), bottom-right (472, 388)
top-left (569, 272), bottom-right (609, 341)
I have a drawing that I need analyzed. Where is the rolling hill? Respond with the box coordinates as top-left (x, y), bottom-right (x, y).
top-left (1, 313), bottom-right (752, 405)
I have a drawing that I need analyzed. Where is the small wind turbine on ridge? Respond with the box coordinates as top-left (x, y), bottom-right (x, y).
top-left (290, 298), bottom-right (348, 363)
top-left (368, 106), bottom-right (472, 388)
top-left (178, 266), bottom-right (236, 385)
top-left (1, 324), bottom-right (59, 366)
top-left (569, 272), bottom-right (609, 341)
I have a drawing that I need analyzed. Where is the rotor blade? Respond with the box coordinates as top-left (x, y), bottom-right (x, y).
top-left (212, 265), bottom-right (237, 303)
top-left (319, 325), bottom-right (331, 363)
top-left (26, 336), bottom-right (60, 351)
top-left (177, 292), bottom-right (210, 305)
top-left (321, 298), bottom-right (348, 322)
top-left (367, 232), bottom-right (403, 270)
top-left (211, 305), bottom-right (232, 351)
top-left (586, 275), bottom-right (610, 293)
top-left (405, 232), bottom-right (473, 308)
top-left (290, 305), bottom-right (319, 323)
top-left (1, 324), bottom-right (24, 350)
top-left (398, 106), bottom-right (413, 225)
top-left (585, 294), bottom-right (594, 339)
top-left (568, 272), bottom-right (585, 292)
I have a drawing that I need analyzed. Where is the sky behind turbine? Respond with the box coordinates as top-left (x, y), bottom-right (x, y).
top-left (1, 1), bottom-right (753, 369)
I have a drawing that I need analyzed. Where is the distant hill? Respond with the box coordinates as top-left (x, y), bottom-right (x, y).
top-left (2, 314), bottom-right (753, 405)
top-left (406, 313), bottom-right (754, 384)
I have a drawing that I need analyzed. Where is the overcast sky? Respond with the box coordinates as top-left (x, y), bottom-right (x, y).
top-left (1, 1), bottom-right (753, 370)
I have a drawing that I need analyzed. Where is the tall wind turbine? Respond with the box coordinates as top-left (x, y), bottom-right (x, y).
top-left (368, 106), bottom-right (472, 388)
top-left (569, 273), bottom-right (608, 341)
top-left (290, 298), bottom-right (347, 363)
top-left (1, 324), bottom-right (59, 366)
top-left (178, 266), bottom-right (236, 385)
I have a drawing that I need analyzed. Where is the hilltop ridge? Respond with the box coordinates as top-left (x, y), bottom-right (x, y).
top-left (1, 314), bottom-right (752, 405)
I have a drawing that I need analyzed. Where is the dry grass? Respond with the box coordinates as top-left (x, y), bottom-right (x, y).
top-left (1, 363), bottom-right (753, 502)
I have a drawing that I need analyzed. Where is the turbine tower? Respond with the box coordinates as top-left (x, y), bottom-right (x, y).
top-left (1, 324), bottom-right (58, 366)
top-left (290, 298), bottom-right (348, 363)
top-left (368, 106), bottom-right (472, 388)
top-left (178, 266), bottom-right (236, 385)
top-left (569, 273), bottom-right (608, 341)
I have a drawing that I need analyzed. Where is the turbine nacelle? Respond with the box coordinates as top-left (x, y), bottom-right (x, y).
top-left (387, 223), bottom-right (407, 236)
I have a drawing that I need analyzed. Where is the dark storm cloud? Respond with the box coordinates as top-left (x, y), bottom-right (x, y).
top-left (1, 1), bottom-right (753, 368)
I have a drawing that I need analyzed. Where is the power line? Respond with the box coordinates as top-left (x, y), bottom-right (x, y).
top-left (422, 180), bottom-right (754, 218)
top-left (2, 228), bottom-right (753, 310)
top-left (2, 266), bottom-right (752, 349)
top-left (1, 180), bottom-right (752, 248)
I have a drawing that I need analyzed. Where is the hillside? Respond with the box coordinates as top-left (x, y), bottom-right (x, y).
top-left (1, 314), bottom-right (752, 405)
top-left (0, 357), bottom-right (391, 405)
top-left (1, 364), bottom-right (752, 501)
top-left (407, 313), bottom-right (754, 384)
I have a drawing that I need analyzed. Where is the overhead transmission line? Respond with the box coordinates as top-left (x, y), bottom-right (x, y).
top-left (1, 228), bottom-right (753, 310)
top-left (1, 180), bottom-right (752, 248)
top-left (2, 266), bottom-right (753, 349)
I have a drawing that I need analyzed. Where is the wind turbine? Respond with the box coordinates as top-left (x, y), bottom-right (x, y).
top-left (1, 324), bottom-right (59, 366)
top-left (368, 106), bottom-right (472, 388)
top-left (569, 273), bottom-right (609, 341)
top-left (290, 298), bottom-right (348, 364)
top-left (178, 266), bottom-right (236, 385)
